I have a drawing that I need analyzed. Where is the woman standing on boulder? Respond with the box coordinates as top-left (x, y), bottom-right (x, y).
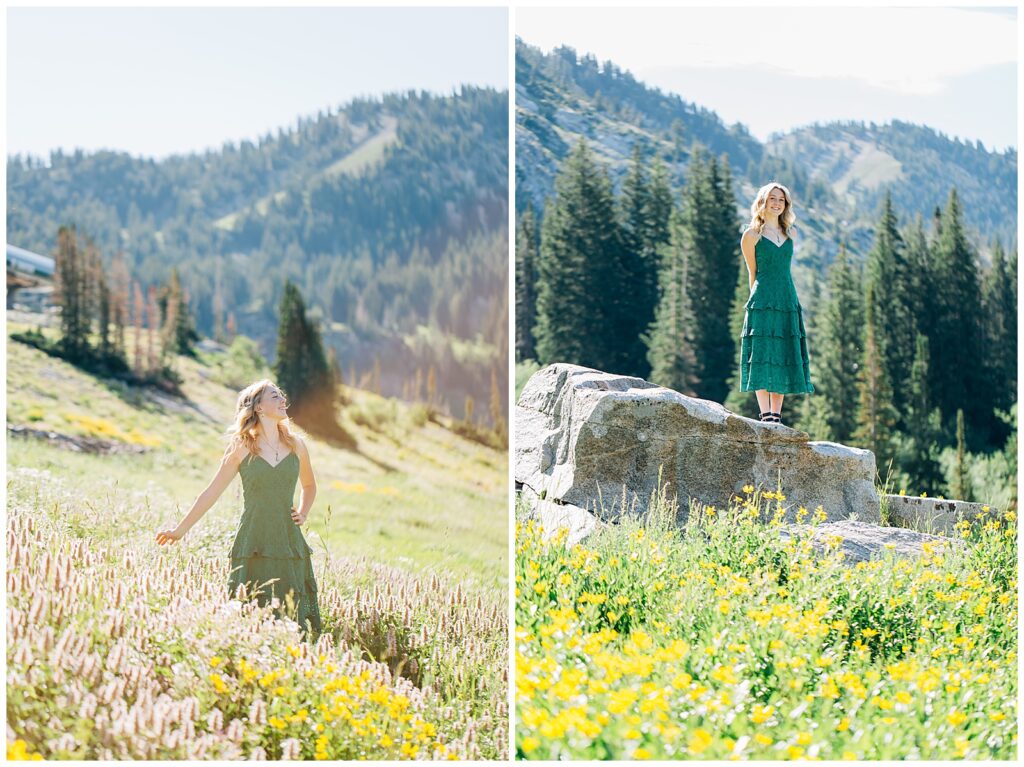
top-left (739, 182), bottom-right (814, 424)
top-left (155, 379), bottom-right (323, 641)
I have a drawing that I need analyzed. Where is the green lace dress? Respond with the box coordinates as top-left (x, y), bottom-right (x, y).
top-left (227, 451), bottom-right (322, 639)
top-left (740, 233), bottom-right (815, 394)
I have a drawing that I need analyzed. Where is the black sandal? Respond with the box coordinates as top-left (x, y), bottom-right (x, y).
top-left (770, 411), bottom-right (783, 425)
top-left (759, 411), bottom-right (774, 422)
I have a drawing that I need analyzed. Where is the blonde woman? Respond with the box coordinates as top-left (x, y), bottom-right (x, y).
top-left (156, 380), bottom-right (323, 640)
top-left (739, 182), bottom-right (814, 425)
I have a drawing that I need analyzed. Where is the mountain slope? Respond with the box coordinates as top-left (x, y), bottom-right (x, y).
top-left (7, 86), bottom-right (509, 423)
top-left (6, 319), bottom-right (507, 586)
top-left (516, 38), bottom-right (1017, 280)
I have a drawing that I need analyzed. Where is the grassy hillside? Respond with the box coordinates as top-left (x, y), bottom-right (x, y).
top-left (6, 322), bottom-right (508, 758)
top-left (6, 322), bottom-right (507, 587)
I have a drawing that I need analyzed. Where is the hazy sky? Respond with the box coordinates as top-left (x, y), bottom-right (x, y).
top-left (7, 6), bottom-right (508, 161)
top-left (517, 4), bottom-right (1017, 151)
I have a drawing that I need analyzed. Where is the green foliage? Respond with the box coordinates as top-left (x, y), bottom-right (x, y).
top-left (808, 245), bottom-right (865, 442)
top-left (534, 138), bottom-right (625, 371)
top-left (211, 335), bottom-right (270, 390)
top-left (347, 395), bottom-right (400, 432)
top-left (157, 267), bottom-right (200, 357)
top-left (515, 203), bottom-right (539, 363)
top-left (515, 360), bottom-right (542, 403)
top-left (929, 190), bottom-right (988, 447)
top-left (516, 484), bottom-right (1018, 759)
top-left (273, 281), bottom-right (337, 427)
top-left (864, 192), bottom-right (915, 418)
top-left (644, 209), bottom-right (699, 394)
top-left (673, 147), bottom-right (741, 401)
top-left (617, 144), bottom-right (672, 376)
top-left (853, 281), bottom-right (899, 463)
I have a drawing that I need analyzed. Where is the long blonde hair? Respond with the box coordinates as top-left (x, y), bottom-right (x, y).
top-left (223, 379), bottom-right (299, 461)
top-left (748, 181), bottom-right (797, 237)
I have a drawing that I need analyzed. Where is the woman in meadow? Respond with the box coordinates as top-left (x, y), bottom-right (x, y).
top-left (739, 182), bottom-right (815, 424)
top-left (156, 379), bottom-right (323, 640)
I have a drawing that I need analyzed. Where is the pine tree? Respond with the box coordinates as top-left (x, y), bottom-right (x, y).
top-left (854, 281), bottom-right (899, 464)
top-left (644, 209), bottom-right (700, 394)
top-left (534, 138), bottom-right (625, 372)
top-left (952, 408), bottom-right (972, 501)
top-left (982, 239), bottom-right (1016, 428)
top-left (894, 332), bottom-right (944, 494)
top-left (132, 281), bottom-right (144, 376)
top-left (618, 145), bottom-right (671, 376)
top-left (157, 267), bottom-right (199, 356)
top-left (675, 146), bottom-right (738, 403)
top-left (273, 280), bottom-right (336, 425)
top-left (864, 191), bottom-right (915, 418)
top-left (812, 245), bottom-right (865, 443)
top-left (110, 251), bottom-right (130, 360)
top-left (160, 278), bottom-right (179, 368)
top-left (793, 270), bottom-right (825, 436)
top-left (723, 232), bottom-right (759, 419)
top-left (515, 203), bottom-right (539, 362)
top-left (930, 188), bottom-right (987, 445)
top-left (86, 242), bottom-right (112, 361)
top-left (703, 153), bottom-right (741, 403)
top-left (903, 215), bottom-right (933, 332)
top-left (146, 285), bottom-right (159, 377)
top-left (54, 225), bottom-right (89, 361)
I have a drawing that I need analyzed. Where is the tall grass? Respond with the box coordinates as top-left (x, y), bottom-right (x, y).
top-left (6, 467), bottom-right (507, 760)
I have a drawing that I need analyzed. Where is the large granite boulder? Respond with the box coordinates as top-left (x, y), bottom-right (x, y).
top-left (516, 364), bottom-right (879, 526)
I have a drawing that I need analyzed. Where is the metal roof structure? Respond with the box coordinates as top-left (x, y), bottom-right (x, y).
top-left (7, 244), bottom-right (54, 277)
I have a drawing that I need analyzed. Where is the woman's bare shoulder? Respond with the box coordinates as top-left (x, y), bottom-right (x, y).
top-left (292, 433), bottom-right (310, 456)
top-left (741, 227), bottom-right (760, 244)
top-left (224, 441), bottom-right (249, 466)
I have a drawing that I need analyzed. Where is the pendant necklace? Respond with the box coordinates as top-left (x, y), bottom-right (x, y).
top-left (262, 436), bottom-right (279, 462)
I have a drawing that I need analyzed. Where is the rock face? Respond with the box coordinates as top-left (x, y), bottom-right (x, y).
top-left (781, 520), bottom-right (963, 564)
top-left (518, 485), bottom-right (599, 547)
top-left (884, 494), bottom-right (998, 536)
top-left (516, 364), bottom-right (880, 525)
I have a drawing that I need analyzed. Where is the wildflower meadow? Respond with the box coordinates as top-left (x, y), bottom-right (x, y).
top-left (515, 483), bottom-right (1017, 759)
top-left (6, 332), bottom-right (507, 759)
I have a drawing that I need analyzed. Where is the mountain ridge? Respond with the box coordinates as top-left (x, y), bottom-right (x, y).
top-left (515, 38), bottom-right (1017, 283)
top-left (8, 85), bottom-right (510, 424)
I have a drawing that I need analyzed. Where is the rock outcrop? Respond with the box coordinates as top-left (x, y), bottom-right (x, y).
top-left (516, 364), bottom-right (879, 526)
top-left (884, 494), bottom-right (998, 536)
top-left (780, 520), bottom-right (963, 564)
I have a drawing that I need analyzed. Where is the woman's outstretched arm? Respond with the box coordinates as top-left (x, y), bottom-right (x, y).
top-left (156, 443), bottom-right (247, 544)
top-left (290, 436), bottom-right (317, 526)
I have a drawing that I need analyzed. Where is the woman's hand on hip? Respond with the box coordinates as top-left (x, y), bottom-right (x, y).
top-left (291, 506), bottom-right (308, 526)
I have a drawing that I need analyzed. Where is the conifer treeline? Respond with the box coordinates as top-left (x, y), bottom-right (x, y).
top-left (41, 225), bottom-right (509, 441)
top-left (517, 138), bottom-right (1017, 498)
top-left (48, 224), bottom-right (198, 386)
top-left (521, 137), bottom-right (743, 403)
